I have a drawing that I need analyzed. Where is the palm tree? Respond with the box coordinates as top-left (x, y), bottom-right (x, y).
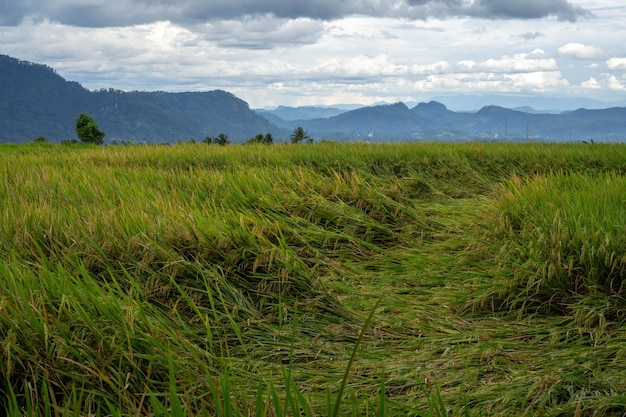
top-left (290, 126), bottom-right (311, 144)
top-left (263, 133), bottom-right (274, 145)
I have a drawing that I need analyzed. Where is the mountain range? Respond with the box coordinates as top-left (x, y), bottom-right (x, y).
top-left (0, 54), bottom-right (281, 143)
top-left (260, 100), bottom-right (626, 142)
top-left (2, 54), bottom-right (626, 143)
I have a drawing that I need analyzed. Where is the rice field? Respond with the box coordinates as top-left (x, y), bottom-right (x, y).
top-left (1, 141), bottom-right (625, 416)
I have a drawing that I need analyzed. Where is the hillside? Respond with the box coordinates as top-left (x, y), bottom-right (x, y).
top-left (259, 100), bottom-right (626, 142)
top-left (3, 54), bottom-right (626, 143)
top-left (416, 103), bottom-right (626, 141)
top-left (271, 102), bottom-right (429, 141)
top-left (255, 105), bottom-right (347, 122)
top-left (0, 55), bottom-right (282, 143)
top-left (0, 55), bottom-right (91, 142)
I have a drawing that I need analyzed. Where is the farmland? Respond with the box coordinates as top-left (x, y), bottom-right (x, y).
top-left (1, 142), bottom-right (625, 416)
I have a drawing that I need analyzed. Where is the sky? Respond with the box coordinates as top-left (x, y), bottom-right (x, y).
top-left (2, 0), bottom-right (626, 109)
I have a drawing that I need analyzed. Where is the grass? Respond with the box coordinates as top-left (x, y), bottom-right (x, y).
top-left (1, 141), bottom-right (626, 415)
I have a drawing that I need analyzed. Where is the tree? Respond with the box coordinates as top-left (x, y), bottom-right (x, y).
top-left (290, 126), bottom-right (311, 144)
top-left (214, 133), bottom-right (230, 146)
top-left (263, 133), bottom-right (274, 145)
top-left (246, 133), bottom-right (273, 145)
top-left (202, 136), bottom-right (213, 144)
top-left (247, 133), bottom-right (265, 144)
top-left (76, 113), bottom-right (105, 144)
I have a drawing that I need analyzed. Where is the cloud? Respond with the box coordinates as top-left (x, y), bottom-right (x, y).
top-left (557, 43), bottom-right (606, 60)
top-left (201, 16), bottom-right (325, 49)
top-left (468, 50), bottom-right (557, 73)
top-left (469, 0), bottom-right (592, 22)
top-left (581, 77), bottom-right (602, 89)
top-left (515, 31), bottom-right (544, 41)
top-left (607, 58), bottom-right (626, 71)
top-left (1, 0), bottom-right (592, 28)
top-left (581, 74), bottom-right (626, 91)
top-left (411, 70), bottom-right (568, 94)
top-left (0, 1), bottom-right (28, 25)
top-left (405, 0), bottom-right (591, 21)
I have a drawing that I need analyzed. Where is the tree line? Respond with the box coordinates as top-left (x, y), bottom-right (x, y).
top-left (34, 113), bottom-right (316, 146)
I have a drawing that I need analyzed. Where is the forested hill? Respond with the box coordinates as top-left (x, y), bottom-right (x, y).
top-left (0, 55), bottom-right (281, 143)
top-left (4, 54), bottom-right (626, 143)
top-left (0, 55), bottom-right (91, 142)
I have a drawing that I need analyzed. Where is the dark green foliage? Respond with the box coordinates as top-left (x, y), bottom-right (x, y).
top-left (246, 133), bottom-right (274, 144)
top-left (214, 133), bottom-right (230, 145)
top-left (0, 55), bottom-right (90, 142)
top-left (76, 113), bottom-right (105, 144)
top-left (290, 126), bottom-right (311, 144)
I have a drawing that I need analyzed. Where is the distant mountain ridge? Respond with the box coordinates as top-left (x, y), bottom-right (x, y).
top-left (255, 106), bottom-right (347, 121)
top-left (0, 54), bottom-right (281, 143)
top-left (261, 100), bottom-right (626, 142)
top-left (2, 54), bottom-right (626, 143)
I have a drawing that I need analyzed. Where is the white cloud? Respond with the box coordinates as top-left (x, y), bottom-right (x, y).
top-left (410, 61), bottom-right (451, 75)
top-left (2, 2), bottom-right (626, 108)
top-left (581, 77), bottom-right (602, 89)
top-left (607, 57), bottom-right (626, 70)
top-left (557, 43), bottom-right (606, 60)
top-left (580, 73), bottom-right (626, 91)
top-left (410, 69), bottom-right (568, 94)
top-left (607, 74), bottom-right (626, 90)
top-left (479, 53), bottom-right (557, 73)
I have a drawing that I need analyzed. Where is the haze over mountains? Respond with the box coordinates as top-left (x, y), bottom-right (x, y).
top-left (2, 54), bottom-right (626, 144)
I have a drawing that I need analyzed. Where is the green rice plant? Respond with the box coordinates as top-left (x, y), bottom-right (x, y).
top-left (477, 172), bottom-right (626, 319)
top-left (3, 142), bottom-right (626, 416)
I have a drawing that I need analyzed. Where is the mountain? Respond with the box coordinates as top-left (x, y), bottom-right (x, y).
top-left (312, 102), bottom-right (425, 136)
top-left (257, 99), bottom-right (626, 142)
top-left (3, 54), bottom-right (626, 144)
top-left (269, 102), bottom-right (429, 140)
top-left (0, 55), bottom-right (282, 143)
top-left (255, 105), bottom-right (347, 121)
top-left (89, 89), bottom-right (282, 143)
top-left (429, 94), bottom-right (626, 112)
top-left (410, 103), bottom-right (626, 141)
top-left (0, 55), bottom-right (91, 142)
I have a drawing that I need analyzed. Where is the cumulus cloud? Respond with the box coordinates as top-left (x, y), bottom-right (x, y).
top-left (465, 50), bottom-right (557, 73)
top-left (581, 74), bottom-right (626, 91)
top-left (201, 16), bottom-right (325, 49)
top-left (607, 58), bottom-right (626, 71)
top-left (0, 0), bottom-right (592, 27)
top-left (411, 70), bottom-right (568, 94)
top-left (557, 43), bottom-right (606, 60)
top-left (2, 0), bottom-right (621, 108)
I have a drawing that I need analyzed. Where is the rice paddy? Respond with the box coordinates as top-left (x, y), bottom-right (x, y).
top-left (1, 141), bottom-right (625, 416)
